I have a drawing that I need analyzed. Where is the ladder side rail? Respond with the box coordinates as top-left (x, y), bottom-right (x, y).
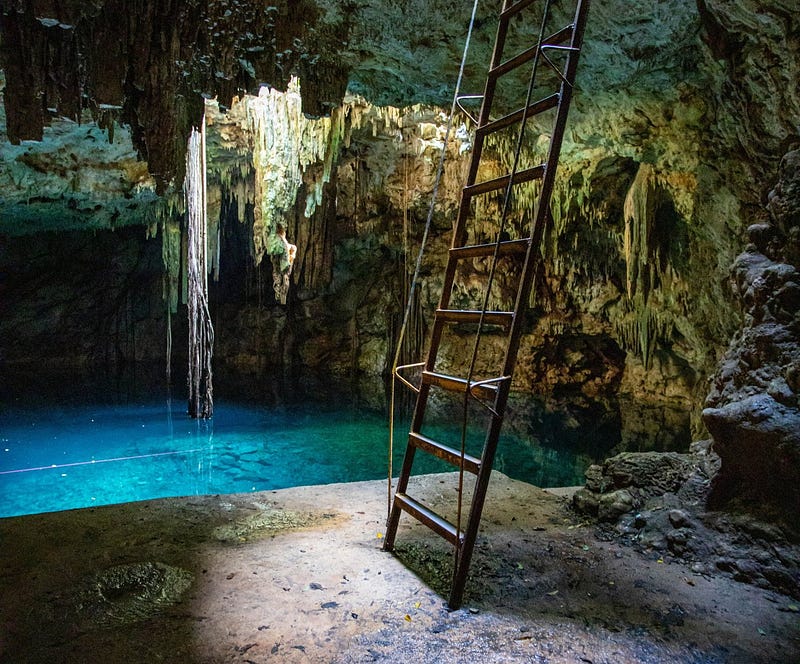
top-left (385, 0), bottom-right (492, 540)
top-left (386, 0), bottom-right (516, 553)
top-left (386, 0), bottom-right (592, 608)
top-left (451, 0), bottom-right (593, 608)
top-left (449, 379), bottom-right (512, 608)
top-left (499, 0), bottom-right (591, 384)
top-left (450, 0), bottom-right (562, 608)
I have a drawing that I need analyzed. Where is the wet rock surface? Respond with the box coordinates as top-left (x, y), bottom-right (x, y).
top-left (74, 561), bottom-right (193, 628)
top-left (1, 473), bottom-right (798, 663)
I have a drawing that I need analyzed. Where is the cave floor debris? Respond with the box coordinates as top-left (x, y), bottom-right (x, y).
top-left (1, 472), bottom-right (798, 663)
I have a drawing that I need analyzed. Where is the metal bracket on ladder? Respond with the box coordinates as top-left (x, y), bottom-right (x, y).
top-left (384, 0), bottom-right (591, 610)
top-left (456, 94), bottom-right (484, 124)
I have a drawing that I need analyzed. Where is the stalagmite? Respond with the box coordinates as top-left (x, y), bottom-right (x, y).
top-left (185, 119), bottom-right (214, 419)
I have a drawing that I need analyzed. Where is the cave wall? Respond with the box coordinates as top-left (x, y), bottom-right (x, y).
top-left (702, 150), bottom-right (800, 516)
top-left (259, 0), bottom-right (798, 448)
top-left (1, 0), bottom-right (798, 456)
top-left (0, 0), bottom-right (350, 190)
top-left (0, 226), bottom-right (169, 372)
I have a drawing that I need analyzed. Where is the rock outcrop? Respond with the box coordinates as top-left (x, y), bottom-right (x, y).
top-left (572, 442), bottom-right (800, 598)
top-left (703, 150), bottom-right (800, 518)
top-left (572, 153), bottom-right (800, 598)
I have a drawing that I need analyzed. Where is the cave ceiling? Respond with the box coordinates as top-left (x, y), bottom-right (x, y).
top-left (0, 0), bottom-right (798, 236)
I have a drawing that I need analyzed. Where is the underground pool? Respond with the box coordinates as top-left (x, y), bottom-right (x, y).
top-left (0, 379), bottom-right (591, 518)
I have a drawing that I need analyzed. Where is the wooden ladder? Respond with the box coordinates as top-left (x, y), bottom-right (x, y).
top-left (383, 0), bottom-right (591, 609)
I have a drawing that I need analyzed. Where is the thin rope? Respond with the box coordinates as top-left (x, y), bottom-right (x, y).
top-left (455, 0), bottom-right (556, 556)
top-left (166, 305), bottom-right (172, 384)
top-left (0, 449), bottom-right (204, 475)
top-left (388, 0), bottom-right (483, 521)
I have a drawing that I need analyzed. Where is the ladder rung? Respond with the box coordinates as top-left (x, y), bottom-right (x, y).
top-left (422, 371), bottom-right (499, 400)
top-left (450, 239), bottom-right (530, 260)
top-left (394, 493), bottom-right (461, 546)
top-left (436, 309), bottom-right (513, 330)
top-left (410, 432), bottom-right (481, 474)
top-left (464, 164), bottom-right (545, 198)
top-left (489, 25), bottom-right (575, 80)
top-left (500, 0), bottom-right (538, 22)
top-left (476, 93), bottom-right (560, 138)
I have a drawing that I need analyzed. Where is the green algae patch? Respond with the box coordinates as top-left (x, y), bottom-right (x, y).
top-left (212, 506), bottom-right (341, 542)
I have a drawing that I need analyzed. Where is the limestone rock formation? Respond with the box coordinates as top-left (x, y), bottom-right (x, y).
top-left (0, 0), bottom-right (350, 189)
top-left (571, 152), bottom-right (800, 598)
top-left (572, 447), bottom-right (710, 522)
top-left (703, 150), bottom-right (800, 518)
top-left (572, 441), bottom-right (800, 598)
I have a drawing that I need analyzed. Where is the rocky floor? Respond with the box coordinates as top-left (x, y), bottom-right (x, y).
top-left (1, 472), bottom-right (798, 663)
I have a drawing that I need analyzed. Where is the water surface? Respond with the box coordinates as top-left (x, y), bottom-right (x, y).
top-left (0, 377), bottom-right (588, 517)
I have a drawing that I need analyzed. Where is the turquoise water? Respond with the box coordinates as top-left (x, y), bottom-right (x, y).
top-left (0, 388), bottom-right (588, 518)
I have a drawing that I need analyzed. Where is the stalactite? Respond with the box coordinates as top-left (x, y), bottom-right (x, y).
top-left (207, 184), bottom-right (222, 283)
top-left (242, 78), bottom-right (343, 301)
top-left (614, 163), bottom-right (693, 368)
top-left (234, 179), bottom-right (252, 224)
top-left (205, 87), bottom-right (463, 309)
top-left (160, 216), bottom-right (182, 384)
top-left (185, 120), bottom-right (214, 419)
top-left (624, 164), bottom-right (658, 301)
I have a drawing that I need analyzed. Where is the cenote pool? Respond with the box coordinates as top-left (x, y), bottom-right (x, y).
top-left (0, 379), bottom-right (591, 518)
